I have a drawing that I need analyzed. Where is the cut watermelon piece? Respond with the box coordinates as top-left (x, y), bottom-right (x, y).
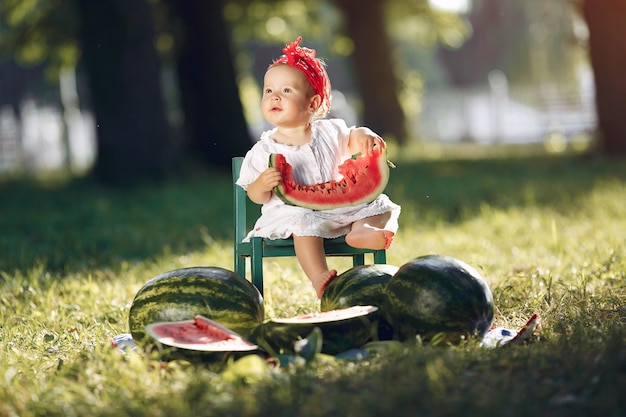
top-left (273, 305), bottom-right (377, 324)
top-left (145, 316), bottom-right (258, 352)
top-left (248, 306), bottom-right (379, 355)
top-left (270, 147), bottom-right (391, 210)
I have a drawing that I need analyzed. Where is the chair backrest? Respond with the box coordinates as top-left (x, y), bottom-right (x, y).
top-left (232, 157), bottom-right (248, 244)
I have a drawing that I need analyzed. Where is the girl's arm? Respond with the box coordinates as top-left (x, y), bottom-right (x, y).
top-left (348, 127), bottom-right (385, 156)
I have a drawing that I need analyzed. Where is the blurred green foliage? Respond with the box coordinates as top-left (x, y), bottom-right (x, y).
top-left (0, 0), bottom-right (469, 82)
top-left (0, 0), bottom-right (79, 80)
top-left (0, 0), bottom-right (586, 90)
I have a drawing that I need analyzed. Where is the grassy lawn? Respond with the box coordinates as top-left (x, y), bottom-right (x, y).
top-left (1, 148), bottom-right (625, 416)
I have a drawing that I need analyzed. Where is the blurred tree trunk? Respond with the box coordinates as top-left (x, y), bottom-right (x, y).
top-left (583, 0), bottom-right (626, 156)
top-left (168, 0), bottom-right (251, 167)
top-left (0, 62), bottom-right (25, 167)
top-left (76, 0), bottom-right (175, 185)
top-left (333, 0), bottom-right (407, 143)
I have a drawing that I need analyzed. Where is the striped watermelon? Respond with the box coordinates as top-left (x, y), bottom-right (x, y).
top-left (320, 264), bottom-right (398, 311)
top-left (384, 255), bottom-right (494, 343)
top-left (128, 267), bottom-right (264, 343)
top-left (320, 264), bottom-right (398, 341)
top-left (248, 306), bottom-right (379, 355)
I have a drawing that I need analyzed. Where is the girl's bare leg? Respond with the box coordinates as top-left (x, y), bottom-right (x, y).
top-left (345, 211), bottom-right (395, 250)
top-left (293, 235), bottom-right (337, 298)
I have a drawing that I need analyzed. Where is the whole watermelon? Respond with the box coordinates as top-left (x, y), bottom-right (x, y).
top-left (321, 264), bottom-right (398, 340)
top-left (320, 264), bottom-right (398, 311)
top-left (384, 255), bottom-right (494, 343)
top-left (128, 267), bottom-right (264, 343)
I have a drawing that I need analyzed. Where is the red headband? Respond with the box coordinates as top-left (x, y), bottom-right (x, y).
top-left (270, 37), bottom-right (331, 115)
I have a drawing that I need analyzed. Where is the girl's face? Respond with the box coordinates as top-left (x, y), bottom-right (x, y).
top-left (261, 65), bottom-right (320, 129)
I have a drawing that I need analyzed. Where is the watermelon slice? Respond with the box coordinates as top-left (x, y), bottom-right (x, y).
top-left (270, 147), bottom-right (391, 210)
top-left (272, 305), bottom-right (377, 324)
top-left (248, 306), bottom-right (380, 355)
top-left (145, 315), bottom-right (258, 352)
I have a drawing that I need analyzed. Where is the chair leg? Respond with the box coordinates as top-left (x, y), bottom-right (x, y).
top-left (374, 250), bottom-right (387, 264)
top-left (353, 253), bottom-right (365, 266)
top-left (235, 255), bottom-right (246, 280)
top-left (251, 237), bottom-right (264, 296)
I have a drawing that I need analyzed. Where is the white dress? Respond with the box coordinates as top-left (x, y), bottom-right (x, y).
top-left (236, 119), bottom-right (401, 241)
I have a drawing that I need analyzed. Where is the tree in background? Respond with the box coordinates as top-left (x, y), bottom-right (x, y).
top-left (75, 0), bottom-right (175, 185)
top-left (437, 0), bottom-right (529, 87)
top-left (0, 0), bottom-right (81, 171)
top-left (165, 0), bottom-right (251, 168)
top-left (0, 0), bottom-right (252, 181)
top-left (332, 0), bottom-right (406, 142)
top-left (439, 0), bottom-right (588, 92)
top-left (582, 0), bottom-right (626, 155)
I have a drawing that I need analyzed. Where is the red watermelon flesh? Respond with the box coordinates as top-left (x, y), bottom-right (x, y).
top-left (145, 316), bottom-right (258, 352)
top-left (270, 147), bottom-right (390, 210)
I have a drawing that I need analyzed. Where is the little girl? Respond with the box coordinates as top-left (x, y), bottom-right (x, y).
top-left (236, 37), bottom-right (401, 298)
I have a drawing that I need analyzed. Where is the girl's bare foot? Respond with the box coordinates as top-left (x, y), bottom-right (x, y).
top-left (382, 230), bottom-right (395, 249)
top-left (345, 227), bottom-right (395, 250)
top-left (313, 269), bottom-right (337, 298)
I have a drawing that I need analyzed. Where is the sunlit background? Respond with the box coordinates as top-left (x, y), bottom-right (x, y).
top-left (429, 0), bottom-right (470, 13)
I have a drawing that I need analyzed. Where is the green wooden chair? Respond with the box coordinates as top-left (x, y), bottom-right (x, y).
top-left (232, 156), bottom-right (386, 295)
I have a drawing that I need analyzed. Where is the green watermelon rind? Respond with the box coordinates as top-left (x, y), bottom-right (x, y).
top-left (384, 255), bottom-right (494, 342)
top-left (320, 264), bottom-right (399, 341)
top-left (269, 150), bottom-right (390, 211)
top-left (248, 306), bottom-right (379, 355)
top-left (320, 264), bottom-right (399, 312)
top-left (129, 267), bottom-right (264, 343)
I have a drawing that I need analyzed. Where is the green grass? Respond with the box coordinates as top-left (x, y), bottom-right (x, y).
top-left (1, 149), bottom-right (625, 416)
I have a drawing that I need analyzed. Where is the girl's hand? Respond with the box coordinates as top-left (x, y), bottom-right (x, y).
top-left (247, 167), bottom-right (282, 204)
top-left (349, 127), bottom-right (385, 156)
top-left (256, 167), bottom-right (282, 191)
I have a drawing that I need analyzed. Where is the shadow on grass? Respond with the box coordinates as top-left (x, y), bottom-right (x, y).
top-left (387, 152), bottom-right (626, 224)
top-left (1, 153), bottom-right (624, 275)
top-left (0, 169), bottom-right (236, 274)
